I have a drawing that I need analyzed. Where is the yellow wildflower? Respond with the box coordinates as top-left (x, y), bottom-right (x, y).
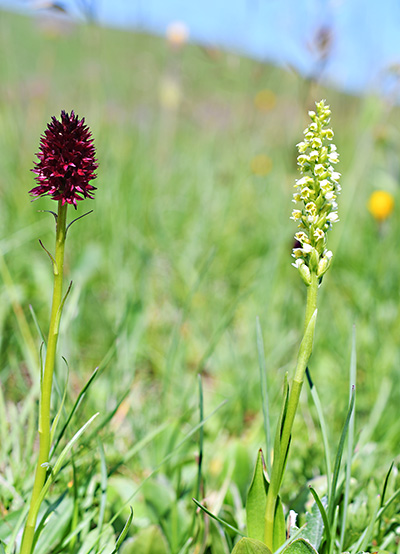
top-left (368, 190), bottom-right (394, 221)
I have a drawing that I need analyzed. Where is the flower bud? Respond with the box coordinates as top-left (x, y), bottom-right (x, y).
top-left (317, 251), bottom-right (332, 278)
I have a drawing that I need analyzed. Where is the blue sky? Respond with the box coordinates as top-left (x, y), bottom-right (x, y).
top-left (2, 0), bottom-right (400, 97)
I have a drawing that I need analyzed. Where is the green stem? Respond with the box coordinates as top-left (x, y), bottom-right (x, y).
top-left (20, 201), bottom-right (68, 554)
top-left (264, 271), bottom-right (319, 550)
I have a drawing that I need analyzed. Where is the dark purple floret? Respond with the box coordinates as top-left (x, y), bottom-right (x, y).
top-left (30, 110), bottom-right (98, 208)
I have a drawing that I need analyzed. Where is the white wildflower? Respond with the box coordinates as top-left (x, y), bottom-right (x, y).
top-left (291, 100), bottom-right (340, 282)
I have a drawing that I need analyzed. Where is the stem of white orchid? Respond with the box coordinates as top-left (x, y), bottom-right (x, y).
top-left (264, 272), bottom-right (318, 550)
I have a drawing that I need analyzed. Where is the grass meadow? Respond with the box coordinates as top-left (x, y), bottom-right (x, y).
top-left (0, 9), bottom-right (399, 553)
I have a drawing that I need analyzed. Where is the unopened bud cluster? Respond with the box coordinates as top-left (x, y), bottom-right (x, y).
top-left (291, 100), bottom-right (341, 285)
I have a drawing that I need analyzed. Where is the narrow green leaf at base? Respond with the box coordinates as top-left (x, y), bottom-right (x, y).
top-left (273, 496), bottom-right (286, 552)
top-left (247, 450), bottom-right (268, 541)
top-left (300, 496), bottom-right (325, 550)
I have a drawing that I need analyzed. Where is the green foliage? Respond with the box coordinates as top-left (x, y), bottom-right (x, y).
top-left (281, 539), bottom-right (318, 554)
top-left (246, 450), bottom-right (267, 541)
top-left (301, 501), bottom-right (325, 550)
top-left (246, 449), bottom-right (285, 549)
top-left (231, 537), bottom-right (272, 554)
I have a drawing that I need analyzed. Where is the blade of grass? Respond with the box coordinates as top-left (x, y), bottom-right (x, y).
top-left (376, 486), bottom-right (400, 519)
top-left (309, 486), bottom-right (331, 549)
top-left (32, 490), bottom-right (69, 553)
top-left (96, 438), bottom-right (108, 554)
top-left (109, 506), bottom-right (133, 554)
top-left (380, 461), bottom-right (394, 507)
top-left (29, 304), bottom-right (46, 345)
top-left (69, 458), bottom-right (79, 554)
top-left (196, 373), bottom-right (204, 500)
top-left (50, 357), bottom-right (70, 445)
top-left (192, 498), bottom-right (245, 537)
top-left (51, 367), bottom-right (99, 456)
top-left (328, 386), bottom-right (355, 525)
top-left (377, 460), bottom-right (395, 544)
top-left (190, 373), bottom-right (205, 537)
top-left (306, 367), bottom-right (332, 491)
top-left (256, 316), bottom-right (271, 477)
top-left (339, 325), bottom-right (357, 551)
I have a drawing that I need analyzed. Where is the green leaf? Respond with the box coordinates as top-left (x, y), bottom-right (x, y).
top-left (281, 538), bottom-right (318, 553)
top-left (340, 326), bottom-right (357, 551)
top-left (120, 525), bottom-right (168, 554)
top-left (328, 386), bottom-right (355, 524)
top-left (110, 506), bottom-right (133, 553)
top-left (51, 367), bottom-right (99, 455)
top-left (273, 496), bottom-right (286, 552)
top-left (246, 450), bottom-right (268, 541)
top-left (308, 488), bottom-right (330, 548)
top-left (231, 537), bottom-right (272, 554)
top-left (273, 373), bottom-right (290, 485)
top-left (306, 369), bottom-right (332, 492)
top-left (300, 496), bottom-right (325, 550)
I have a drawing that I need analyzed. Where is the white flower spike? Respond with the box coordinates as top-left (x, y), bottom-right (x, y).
top-left (291, 100), bottom-right (340, 283)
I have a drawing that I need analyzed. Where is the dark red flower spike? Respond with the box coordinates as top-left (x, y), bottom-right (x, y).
top-left (30, 111), bottom-right (98, 208)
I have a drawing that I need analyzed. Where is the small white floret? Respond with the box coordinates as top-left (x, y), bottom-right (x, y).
top-left (314, 228), bottom-right (324, 240)
top-left (327, 212), bottom-right (339, 222)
